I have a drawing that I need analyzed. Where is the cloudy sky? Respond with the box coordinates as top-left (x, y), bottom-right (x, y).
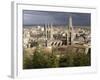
top-left (23, 10), bottom-right (91, 26)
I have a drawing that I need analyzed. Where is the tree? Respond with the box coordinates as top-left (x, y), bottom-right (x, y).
top-left (32, 46), bottom-right (48, 68)
top-left (23, 50), bottom-right (33, 69)
top-left (73, 53), bottom-right (91, 66)
top-left (47, 53), bottom-right (59, 68)
top-left (59, 54), bottom-right (73, 67)
top-left (32, 46), bottom-right (59, 68)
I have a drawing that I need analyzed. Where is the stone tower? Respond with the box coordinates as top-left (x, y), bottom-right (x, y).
top-left (68, 15), bottom-right (74, 45)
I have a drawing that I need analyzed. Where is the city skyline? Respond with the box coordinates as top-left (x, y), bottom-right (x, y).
top-left (23, 10), bottom-right (91, 69)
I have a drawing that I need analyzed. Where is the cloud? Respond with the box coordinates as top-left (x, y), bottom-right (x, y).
top-left (23, 10), bottom-right (90, 26)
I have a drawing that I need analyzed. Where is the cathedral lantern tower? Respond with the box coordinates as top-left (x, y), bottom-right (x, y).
top-left (68, 15), bottom-right (74, 45)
